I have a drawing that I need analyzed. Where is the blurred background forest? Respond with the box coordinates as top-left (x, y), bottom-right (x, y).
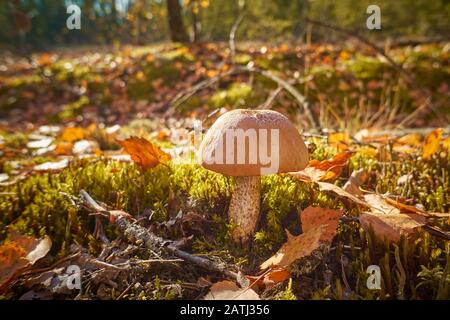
top-left (1, 0), bottom-right (449, 51)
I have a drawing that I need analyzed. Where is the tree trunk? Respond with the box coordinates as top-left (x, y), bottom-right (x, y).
top-left (166, 0), bottom-right (189, 42)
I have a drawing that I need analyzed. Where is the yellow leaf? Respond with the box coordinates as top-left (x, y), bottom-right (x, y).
top-left (396, 133), bottom-right (421, 147)
top-left (60, 127), bottom-right (86, 143)
top-left (329, 132), bottom-right (351, 151)
top-left (422, 128), bottom-right (443, 159)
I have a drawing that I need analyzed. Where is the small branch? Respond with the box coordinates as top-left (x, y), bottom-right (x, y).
top-left (79, 190), bottom-right (238, 281)
top-left (239, 66), bottom-right (320, 130)
top-left (161, 68), bottom-right (243, 115)
top-left (303, 18), bottom-right (415, 86)
top-left (229, 11), bottom-right (246, 65)
top-left (257, 86), bottom-right (283, 109)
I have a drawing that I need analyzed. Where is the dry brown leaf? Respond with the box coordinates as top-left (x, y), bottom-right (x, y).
top-left (342, 169), bottom-right (369, 196)
top-left (360, 212), bottom-right (426, 243)
top-left (118, 136), bottom-right (171, 170)
top-left (260, 226), bottom-right (324, 270)
top-left (0, 234), bottom-right (52, 292)
top-left (422, 128), bottom-right (443, 159)
top-left (204, 281), bottom-right (260, 300)
top-left (246, 267), bottom-right (290, 289)
top-left (364, 194), bottom-right (400, 215)
top-left (317, 181), bottom-right (368, 207)
top-left (300, 206), bottom-right (343, 244)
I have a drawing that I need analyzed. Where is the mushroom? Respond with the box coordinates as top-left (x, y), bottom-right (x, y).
top-left (198, 109), bottom-right (309, 243)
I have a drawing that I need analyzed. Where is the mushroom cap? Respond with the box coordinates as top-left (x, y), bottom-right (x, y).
top-left (198, 109), bottom-right (309, 176)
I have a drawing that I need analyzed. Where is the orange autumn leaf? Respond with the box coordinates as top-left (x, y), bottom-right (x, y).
top-left (422, 128), bottom-right (443, 159)
top-left (54, 141), bottom-right (73, 155)
top-left (246, 267), bottom-right (290, 290)
top-left (442, 137), bottom-right (450, 151)
top-left (60, 127), bottom-right (86, 143)
top-left (118, 136), bottom-right (171, 170)
top-left (292, 151), bottom-right (352, 182)
top-left (0, 243), bottom-right (28, 292)
top-left (384, 197), bottom-right (427, 216)
top-left (384, 196), bottom-right (450, 218)
top-left (300, 206), bottom-right (343, 244)
top-left (0, 233), bottom-right (52, 292)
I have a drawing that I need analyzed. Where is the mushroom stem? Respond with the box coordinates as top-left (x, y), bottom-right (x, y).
top-left (228, 176), bottom-right (261, 243)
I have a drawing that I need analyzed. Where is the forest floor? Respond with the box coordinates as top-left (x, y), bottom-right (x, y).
top-left (0, 41), bottom-right (449, 300)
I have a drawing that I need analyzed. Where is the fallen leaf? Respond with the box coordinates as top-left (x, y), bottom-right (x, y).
top-left (204, 281), bottom-right (260, 300)
top-left (342, 169), bottom-right (369, 196)
top-left (300, 206), bottom-right (343, 244)
top-left (34, 159), bottom-right (69, 171)
top-left (260, 226), bottom-right (324, 270)
top-left (422, 128), bottom-right (443, 159)
top-left (54, 142), bottom-right (73, 155)
top-left (442, 137), bottom-right (450, 151)
top-left (27, 137), bottom-right (53, 149)
top-left (0, 173), bottom-right (8, 183)
top-left (72, 140), bottom-right (100, 155)
top-left (328, 133), bottom-right (351, 151)
top-left (317, 181), bottom-right (368, 207)
top-left (118, 136), bottom-right (171, 170)
top-left (0, 234), bottom-right (52, 292)
top-left (396, 133), bottom-right (421, 147)
top-left (292, 151), bottom-right (352, 182)
top-left (60, 127), bottom-right (86, 143)
top-left (364, 194), bottom-right (400, 215)
top-left (246, 267), bottom-right (290, 289)
top-left (360, 212), bottom-right (426, 243)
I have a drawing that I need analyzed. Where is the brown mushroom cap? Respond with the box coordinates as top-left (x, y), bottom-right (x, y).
top-left (198, 109), bottom-right (309, 176)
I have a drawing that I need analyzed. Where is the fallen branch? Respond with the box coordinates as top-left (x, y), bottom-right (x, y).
top-left (79, 190), bottom-right (238, 281)
top-left (237, 66), bottom-right (320, 130)
top-left (303, 18), bottom-right (415, 86)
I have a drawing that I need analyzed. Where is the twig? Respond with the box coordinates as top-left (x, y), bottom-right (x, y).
top-left (160, 61), bottom-right (320, 129)
top-left (162, 68), bottom-right (242, 115)
top-left (303, 18), bottom-right (415, 86)
top-left (116, 281), bottom-right (136, 300)
top-left (303, 18), bottom-right (450, 126)
top-left (79, 190), bottom-right (239, 281)
top-left (238, 66), bottom-right (320, 130)
top-left (257, 86), bottom-right (283, 109)
top-left (229, 11), bottom-right (246, 65)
